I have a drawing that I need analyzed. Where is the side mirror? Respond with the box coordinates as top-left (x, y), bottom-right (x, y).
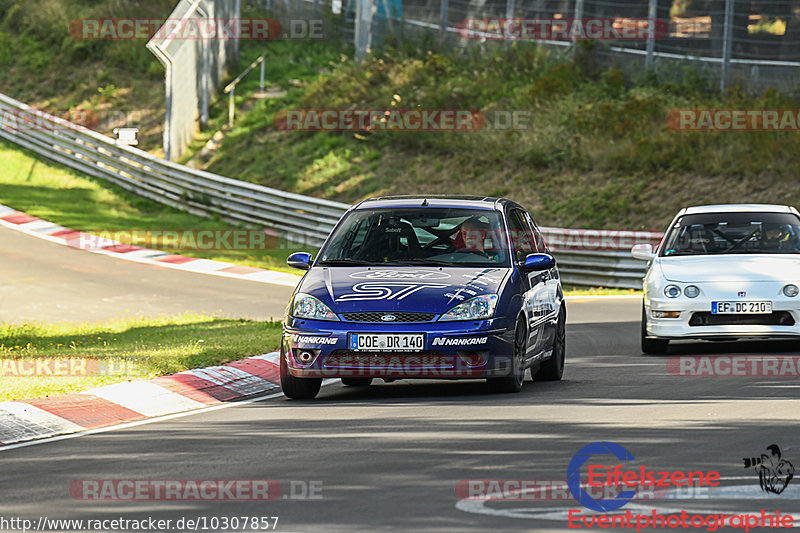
top-left (522, 253), bottom-right (556, 272)
top-left (631, 243), bottom-right (656, 261)
top-left (287, 251), bottom-right (312, 270)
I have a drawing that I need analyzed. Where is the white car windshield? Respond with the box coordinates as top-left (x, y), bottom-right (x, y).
top-left (317, 208), bottom-right (511, 267)
top-left (662, 212), bottom-right (800, 256)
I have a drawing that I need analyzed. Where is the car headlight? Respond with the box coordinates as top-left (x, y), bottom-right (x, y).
top-left (684, 285), bottom-right (700, 298)
top-left (291, 293), bottom-right (339, 321)
top-left (664, 285), bottom-right (681, 298)
top-left (438, 295), bottom-right (498, 321)
top-left (784, 284), bottom-right (799, 297)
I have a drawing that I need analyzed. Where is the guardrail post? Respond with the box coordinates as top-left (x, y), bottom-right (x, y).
top-left (439, 0), bottom-right (448, 43)
top-left (504, 0), bottom-right (515, 44)
top-left (720, 0), bottom-right (733, 92)
top-left (645, 0), bottom-right (657, 70)
top-left (355, 0), bottom-right (373, 60)
top-left (572, 0), bottom-right (583, 30)
top-left (228, 87), bottom-right (235, 129)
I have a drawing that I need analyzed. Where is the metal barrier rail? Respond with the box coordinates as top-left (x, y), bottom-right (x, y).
top-left (0, 92), bottom-right (349, 248)
top-left (551, 249), bottom-right (650, 289)
top-left (0, 90), bottom-right (660, 287)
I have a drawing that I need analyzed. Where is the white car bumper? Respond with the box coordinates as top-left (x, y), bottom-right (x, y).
top-left (644, 282), bottom-right (800, 340)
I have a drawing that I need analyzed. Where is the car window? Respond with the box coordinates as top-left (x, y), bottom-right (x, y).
top-left (318, 207), bottom-right (511, 267)
top-left (662, 212), bottom-right (800, 256)
top-left (507, 209), bottom-right (536, 262)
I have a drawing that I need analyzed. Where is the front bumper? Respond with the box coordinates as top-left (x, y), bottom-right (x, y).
top-left (281, 317), bottom-right (516, 379)
top-left (644, 296), bottom-right (800, 340)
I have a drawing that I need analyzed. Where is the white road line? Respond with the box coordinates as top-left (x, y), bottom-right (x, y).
top-left (0, 203), bottom-right (302, 288)
top-left (455, 484), bottom-right (800, 524)
top-left (0, 379), bottom-right (338, 453)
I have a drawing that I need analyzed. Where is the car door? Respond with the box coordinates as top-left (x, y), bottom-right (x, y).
top-left (507, 208), bottom-right (551, 362)
top-left (528, 213), bottom-right (561, 355)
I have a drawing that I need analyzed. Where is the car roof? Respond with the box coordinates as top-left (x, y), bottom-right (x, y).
top-left (353, 195), bottom-right (514, 211)
top-left (681, 204), bottom-right (797, 215)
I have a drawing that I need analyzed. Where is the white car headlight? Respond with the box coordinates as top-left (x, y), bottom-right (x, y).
top-left (439, 295), bottom-right (498, 321)
top-left (684, 285), bottom-right (700, 298)
top-left (664, 285), bottom-right (681, 298)
top-left (291, 293), bottom-right (339, 321)
top-left (784, 284), bottom-right (799, 297)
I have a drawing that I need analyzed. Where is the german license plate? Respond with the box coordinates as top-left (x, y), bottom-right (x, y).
top-left (711, 301), bottom-right (772, 314)
top-left (349, 333), bottom-right (424, 351)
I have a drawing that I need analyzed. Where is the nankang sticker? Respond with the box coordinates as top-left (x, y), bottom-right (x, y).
top-left (292, 335), bottom-right (339, 345)
top-left (350, 270), bottom-right (451, 280)
top-left (432, 337), bottom-right (488, 346)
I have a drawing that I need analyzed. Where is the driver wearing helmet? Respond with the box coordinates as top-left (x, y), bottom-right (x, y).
top-left (761, 223), bottom-right (795, 251)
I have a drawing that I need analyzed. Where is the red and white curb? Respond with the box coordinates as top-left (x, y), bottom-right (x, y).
top-left (0, 352), bottom-right (281, 446)
top-left (0, 204), bottom-right (302, 287)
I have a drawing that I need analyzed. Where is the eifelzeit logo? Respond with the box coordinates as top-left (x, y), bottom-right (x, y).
top-left (432, 337), bottom-right (488, 346)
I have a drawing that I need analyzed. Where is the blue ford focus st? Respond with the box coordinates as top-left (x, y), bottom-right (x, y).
top-left (280, 196), bottom-right (566, 399)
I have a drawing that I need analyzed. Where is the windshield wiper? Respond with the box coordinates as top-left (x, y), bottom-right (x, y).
top-left (316, 259), bottom-right (373, 266)
top-left (382, 259), bottom-right (456, 266)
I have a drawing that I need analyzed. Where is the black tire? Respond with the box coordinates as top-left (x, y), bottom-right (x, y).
top-left (535, 307), bottom-right (566, 381)
top-left (341, 377), bottom-right (373, 387)
top-left (487, 319), bottom-right (526, 393)
top-left (280, 349), bottom-right (322, 399)
top-left (641, 306), bottom-right (669, 354)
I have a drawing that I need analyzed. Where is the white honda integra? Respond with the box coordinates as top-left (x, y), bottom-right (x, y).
top-left (632, 204), bottom-right (800, 354)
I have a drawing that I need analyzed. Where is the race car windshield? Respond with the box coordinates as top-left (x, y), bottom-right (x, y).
top-left (661, 212), bottom-right (800, 256)
top-left (317, 208), bottom-right (511, 267)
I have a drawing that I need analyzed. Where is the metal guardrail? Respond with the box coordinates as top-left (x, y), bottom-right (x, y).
top-left (0, 92), bottom-right (349, 247)
top-left (552, 249), bottom-right (649, 289)
top-left (0, 90), bottom-right (660, 287)
top-left (539, 227), bottom-right (662, 289)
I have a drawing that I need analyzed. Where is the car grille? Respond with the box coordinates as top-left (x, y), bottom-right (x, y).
top-left (325, 350), bottom-right (450, 367)
top-left (689, 311), bottom-right (795, 327)
top-left (341, 312), bottom-right (435, 323)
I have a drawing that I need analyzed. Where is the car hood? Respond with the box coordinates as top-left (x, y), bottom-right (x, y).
top-left (299, 266), bottom-right (510, 314)
top-left (658, 255), bottom-right (800, 283)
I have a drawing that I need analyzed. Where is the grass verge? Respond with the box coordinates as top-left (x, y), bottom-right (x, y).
top-left (0, 139), bottom-right (315, 273)
top-left (0, 313), bottom-right (282, 402)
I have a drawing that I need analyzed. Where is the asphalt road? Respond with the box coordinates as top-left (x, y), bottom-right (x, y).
top-left (1, 227), bottom-right (799, 532)
top-left (0, 225), bottom-right (295, 322)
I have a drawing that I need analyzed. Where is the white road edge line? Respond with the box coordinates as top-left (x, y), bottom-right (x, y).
top-left (0, 207), bottom-right (301, 288)
top-left (0, 379), bottom-right (337, 453)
